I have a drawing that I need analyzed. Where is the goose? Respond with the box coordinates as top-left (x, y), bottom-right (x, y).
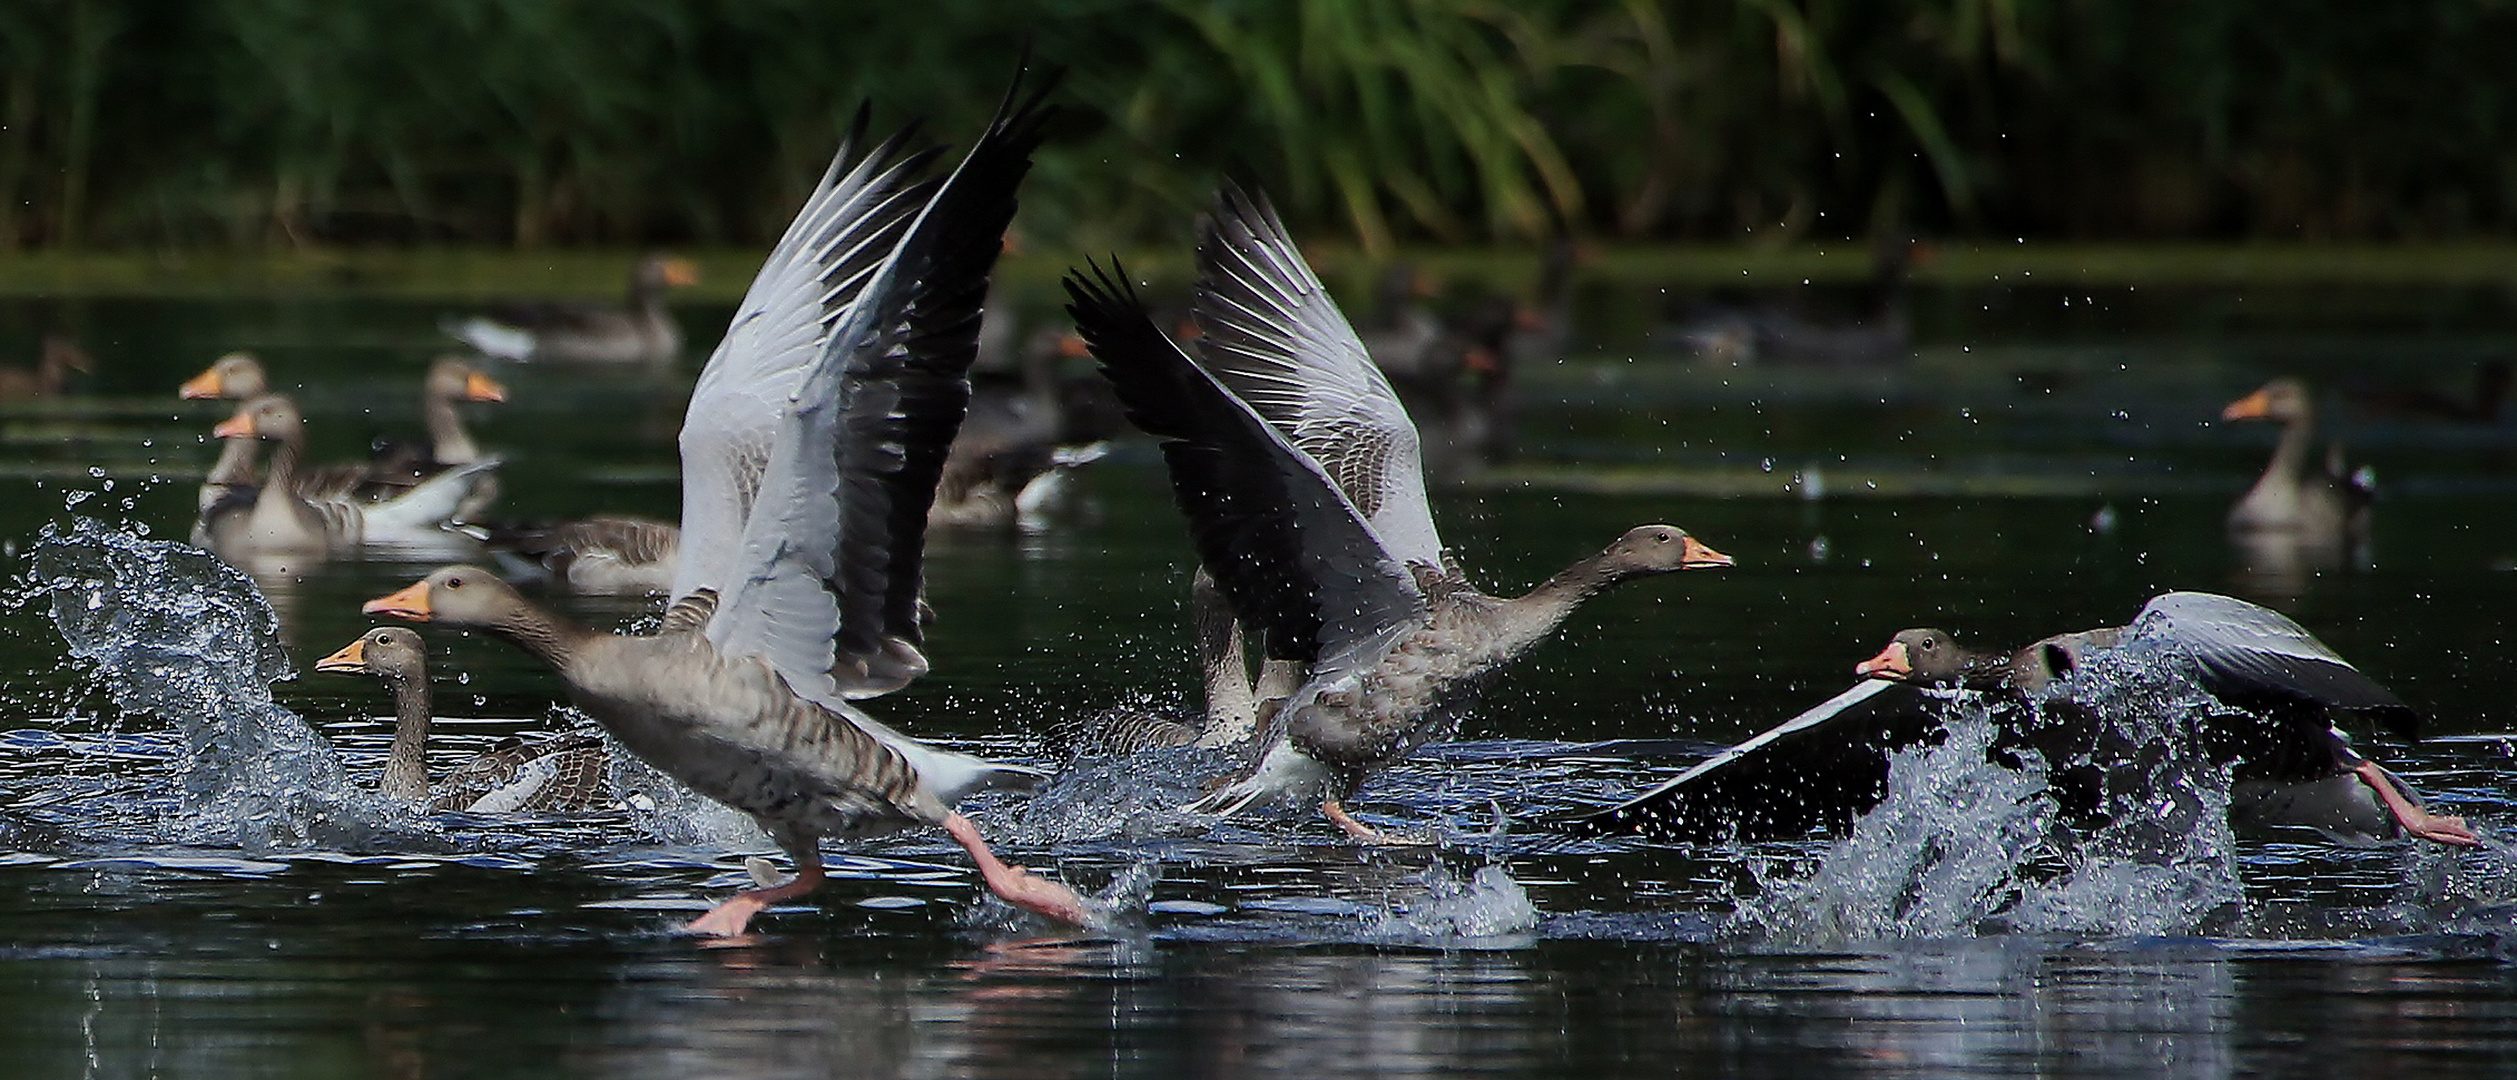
top-left (1569, 592), bottom-right (2474, 847)
top-left (485, 515), bottom-right (680, 594)
top-left (448, 254), bottom-right (698, 364)
top-left (196, 394), bottom-right (496, 555)
top-left (315, 627), bottom-right (609, 813)
top-left (1063, 184), bottom-right (1733, 839)
top-left (929, 330), bottom-right (1118, 528)
top-left (1674, 235), bottom-right (1922, 367)
top-left (178, 350), bottom-right (269, 401)
top-left (179, 353), bottom-right (506, 511)
top-left (2222, 378), bottom-right (2371, 537)
top-left (364, 77), bottom-right (1088, 937)
top-left (0, 333), bottom-right (91, 399)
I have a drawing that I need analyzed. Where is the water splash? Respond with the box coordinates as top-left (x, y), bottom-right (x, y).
top-left (27, 518), bottom-right (401, 851)
top-left (1736, 640), bottom-right (2245, 944)
top-left (1368, 863), bottom-right (1539, 943)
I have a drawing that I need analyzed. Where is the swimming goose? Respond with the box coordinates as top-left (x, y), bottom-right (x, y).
top-left (1064, 185), bottom-right (1733, 839)
top-left (448, 254), bottom-right (698, 364)
top-left (315, 627), bottom-right (609, 813)
top-left (1570, 592), bottom-right (2474, 846)
top-left (178, 350), bottom-right (269, 401)
top-left (486, 515), bottom-right (680, 594)
top-left (0, 333), bottom-right (91, 399)
top-left (196, 394), bottom-right (496, 555)
top-left (179, 353), bottom-right (505, 511)
top-left (2222, 378), bottom-right (2371, 537)
top-left (366, 78), bottom-right (1088, 937)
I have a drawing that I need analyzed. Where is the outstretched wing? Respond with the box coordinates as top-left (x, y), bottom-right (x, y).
top-left (1189, 183), bottom-right (1444, 569)
top-left (2134, 591), bottom-right (2420, 738)
top-left (705, 70), bottom-right (1056, 704)
top-left (1067, 259), bottom-right (1423, 673)
top-left (674, 108), bottom-right (944, 606)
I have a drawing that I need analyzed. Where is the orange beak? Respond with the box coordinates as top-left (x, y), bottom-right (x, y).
top-left (463, 371), bottom-right (507, 402)
top-left (180, 368), bottom-right (224, 400)
top-left (1055, 332), bottom-right (1091, 359)
top-left (313, 638), bottom-right (369, 673)
top-left (1856, 642), bottom-right (1911, 679)
top-left (2221, 389), bottom-right (2272, 422)
top-left (1680, 537), bottom-right (1734, 569)
top-left (211, 413), bottom-right (256, 439)
top-left (364, 580), bottom-right (434, 621)
top-left (660, 257), bottom-right (700, 289)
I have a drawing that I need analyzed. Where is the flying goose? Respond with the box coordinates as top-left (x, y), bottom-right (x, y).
top-left (448, 254), bottom-right (698, 364)
top-left (1570, 592), bottom-right (2474, 847)
top-left (366, 76), bottom-right (1088, 937)
top-left (196, 394), bottom-right (496, 555)
top-left (315, 627), bottom-right (609, 813)
top-left (1064, 185), bottom-right (1732, 840)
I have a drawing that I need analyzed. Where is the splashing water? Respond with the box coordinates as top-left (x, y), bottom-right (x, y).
top-left (1737, 640), bottom-right (2246, 944)
top-left (27, 518), bottom-right (407, 851)
top-left (1368, 863), bottom-right (1539, 943)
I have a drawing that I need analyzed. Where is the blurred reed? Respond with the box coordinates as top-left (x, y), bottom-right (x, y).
top-left (0, 0), bottom-right (2509, 254)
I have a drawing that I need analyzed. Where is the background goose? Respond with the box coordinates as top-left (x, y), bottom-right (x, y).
top-left (484, 515), bottom-right (680, 594)
top-left (180, 353), bottom-right (506, 512)
top-left (368, 78), bottom-right (1088, 938)
top-left (0, 333), bottom-right (91, 399)
top-left (1570, 592), bottom-right (2474, 846)
top-left (197, 394), bottom-right (495, 556)
top-left (178, 350), bottom-right (269, 401)
top-left (315, 627), bottom-right (609, 813)
top-left (1065, 185), bottom-right (1732, 840)
top-left (2222, 378), bottom-right (2371, 537)
top-left (448, 254), bottom-right (698, 364)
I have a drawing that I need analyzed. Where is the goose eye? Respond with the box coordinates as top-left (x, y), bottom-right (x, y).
top-left (445, 576), bottom-right (464, 589)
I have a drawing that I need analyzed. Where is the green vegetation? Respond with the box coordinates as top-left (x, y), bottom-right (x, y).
top-left (0, 1), bottom-right (2510, 254)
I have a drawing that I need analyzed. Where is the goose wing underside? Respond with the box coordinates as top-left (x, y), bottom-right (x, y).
top-left (1067, 260), bottom-right (1423, 670)
top-left (674, 110), bottom-right (944, 607)
top-left (2136, 591), bottom-right (2419, 737)
top-left (1189, 184), bottom-right (1445, 570)
top-left (1560, 680), bottom-right (1945, 842)
top-left (707, 72), bottom-right (1055, 705)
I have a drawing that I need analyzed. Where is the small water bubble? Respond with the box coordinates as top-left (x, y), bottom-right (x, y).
top-left (456, 672), bottom-right (471, 685)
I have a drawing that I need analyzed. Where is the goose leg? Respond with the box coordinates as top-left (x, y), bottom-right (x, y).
top-left (1322, 799), bottom-right (1427, 845)
top-left (2351, 761), bottom-right (2479, 847)
top-left (686, 849), bottom-right (825, 937)
top-left (942, 812), bottom-right (1091, 924)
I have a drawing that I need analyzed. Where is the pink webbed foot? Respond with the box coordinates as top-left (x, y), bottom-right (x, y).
top-left (943, 812), bottom-right (1093, 925)
top-left (683, 860), bottom-right (826, 938)
top-left (2355, 761), bottom-right (2480, 848)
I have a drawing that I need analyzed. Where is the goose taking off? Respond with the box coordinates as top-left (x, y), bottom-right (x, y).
top-left (1065, 184), bottom-right (1732, 840)
top-left (315, 627), bottom-right (609, 813)
top-left (448, 254), bottom-right (699, 364)
top-left (1570, 592), bottom-right (2473, 847)
top-left (367, 73), bottom-right (1087, 938)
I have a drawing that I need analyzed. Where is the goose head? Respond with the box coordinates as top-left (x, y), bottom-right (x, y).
top-left (363, 565), bottom-right (526, 628)
top-left (1598, 524), bottom-right (1733, 576)
top-left (212, 394), bottom-right (304, 444)
top-left (633, 255), bottom-right (701, 297)
top-left (1856, 628), bottom-right (1998, 685)
top-left (315, 626), bottom-right (428, 684)
top-left (2221, 378), bottom-right (2312, 424)
top-left (426, 356), bottom-right (506, 403)
top-left (182, 351), bottom-right (268, 400)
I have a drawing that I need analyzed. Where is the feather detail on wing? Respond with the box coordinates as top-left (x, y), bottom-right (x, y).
top-left (1066, 258), bottom-right (1424, 672)
top-left (2133, 591), bottom-right (2420, 738)
top-left (1189, 183), bottom-right (1445, 569)
top-left (705, 69), bottom-right (1057, 704)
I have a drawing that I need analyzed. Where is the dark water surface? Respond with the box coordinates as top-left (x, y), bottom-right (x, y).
top-left (3, 281), bottom-right (2517, 1077)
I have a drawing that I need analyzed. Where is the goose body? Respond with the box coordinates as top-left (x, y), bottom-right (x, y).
top-left (449, 255), bottom-right (697, 364)
top-left (488, 515), bottom-right (681, 594)
top-left (196, 395), bottom-right (495, 555)
top-left (369, 77), bottom-right (1087, 937)
top-left (316, 627), bottom-right (608, 813)
top-left (180, 354), bottom-right (505, 513)
top-left (0, 334), bottom-right (90, 399)
top-left (2222, 378), bottom-right (2370, 537)
top-left (1065, 185), bottom-right (1731, 837)
top-left (1571, 592), bottom-right (2473, 847)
